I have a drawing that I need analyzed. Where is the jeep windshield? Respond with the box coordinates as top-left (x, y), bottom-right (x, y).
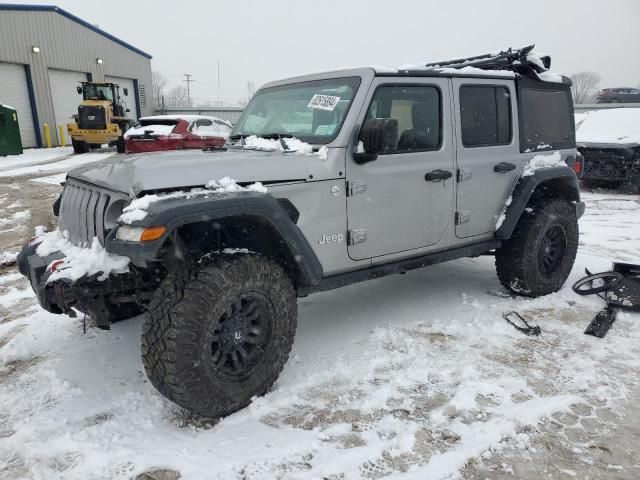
top-left (230, 77), bottom-right (361, 145)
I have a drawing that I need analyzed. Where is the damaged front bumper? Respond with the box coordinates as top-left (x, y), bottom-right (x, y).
top-left (17, 241), bottom-right (152, 319)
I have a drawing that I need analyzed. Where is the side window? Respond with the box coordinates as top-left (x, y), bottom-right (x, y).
top-left (520, 87), bottom-right (574, 151)
top-left (460, 86), bottom-right (512, 147)
top-left (364, 85), bottom-right (441, 153)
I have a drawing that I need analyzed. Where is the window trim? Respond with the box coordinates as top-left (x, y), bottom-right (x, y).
top-left (362, 82), bottom-right (444, 156)
top-left (517, 83), bottom-right (575, 153)
top-left (459, 84), bottom-right (513, 149)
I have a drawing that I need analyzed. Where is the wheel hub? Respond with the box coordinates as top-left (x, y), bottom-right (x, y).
top-left (537, 225), bottom-right (567, 277)
top-left (209, 293), bottom-right (272, 381)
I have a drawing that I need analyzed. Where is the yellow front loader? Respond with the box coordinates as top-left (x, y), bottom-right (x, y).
top-left (67, 82), bottom-right (132, 154)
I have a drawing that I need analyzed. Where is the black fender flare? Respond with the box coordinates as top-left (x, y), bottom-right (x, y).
top-left (495, 166), bottom-right (584, 240)
top-left (106, 192), bottom-right (323, 286)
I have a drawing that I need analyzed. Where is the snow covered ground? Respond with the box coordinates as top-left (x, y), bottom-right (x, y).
top-left (0, 184), bottom-right (639, 479)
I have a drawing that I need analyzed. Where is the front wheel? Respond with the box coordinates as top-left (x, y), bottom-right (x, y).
top-left (495, 198), bottom-right (578, 297)
top-left (71, 138), bottom-right (89, 154)
top-left (116, 136), bottom-right (126, 153)
top-left (142, 254), bottom-right (297, 417)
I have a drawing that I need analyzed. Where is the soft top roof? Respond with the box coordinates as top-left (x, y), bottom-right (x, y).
top-left (264, 45), bottom-right (570, 88)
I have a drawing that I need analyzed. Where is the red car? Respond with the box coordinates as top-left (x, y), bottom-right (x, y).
top-left (124, 115), bottom-right (232, 153)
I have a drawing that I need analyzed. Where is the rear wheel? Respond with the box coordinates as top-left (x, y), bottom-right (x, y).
top-left (142, 254), bottom-right (297, 417)
top-left (71, 138), bottom-right (89, 154)
top-left (495, 197), bottom-right (578, 297)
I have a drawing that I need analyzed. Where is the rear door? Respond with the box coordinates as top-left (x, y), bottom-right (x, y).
top-left (346, 78), bottom-right (455, 260)
top-left (452, 78), bottom-right (522, 238)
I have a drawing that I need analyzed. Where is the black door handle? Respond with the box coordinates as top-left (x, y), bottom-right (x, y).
top-left (425, 169), bottom-right (453, 181)
top-left (494, 162), bottom-right (516, 173)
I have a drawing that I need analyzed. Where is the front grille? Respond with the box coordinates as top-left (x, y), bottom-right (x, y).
top-left (58, 179), bottom-right (126, 247)
top-left (78, 105), bottom-right (106, 130)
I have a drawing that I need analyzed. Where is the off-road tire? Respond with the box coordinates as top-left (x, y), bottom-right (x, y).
top-left (142, 254), bottom-right (297, 417)
top-left (116, 136), bottom-right (126, 154)
top-left (495, 197), bottom-right (578, 297)
top-left (72, 138), bottom-right (89, 154)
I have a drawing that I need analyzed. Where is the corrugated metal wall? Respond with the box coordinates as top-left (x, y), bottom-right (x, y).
top-left (0, 9), bottom-right (153, 147)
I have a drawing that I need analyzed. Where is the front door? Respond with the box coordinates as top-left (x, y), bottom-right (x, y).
top-left (346, 78), bottom-right (455, 260)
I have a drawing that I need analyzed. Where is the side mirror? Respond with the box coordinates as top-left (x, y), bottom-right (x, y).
top-left (76, 86), bottom-right (82, 94)
top-left (353, 118), bottom-right (398, 164)
top-left (126, 108), bottom-right (130, 112)
top-left (123, 88), bottom-right (129, 96)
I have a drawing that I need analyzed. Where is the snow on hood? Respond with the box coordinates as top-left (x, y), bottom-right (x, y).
top-left (576, 108), bottom-right (640, 146)
top-left (124, 124), bottom-right (175, 139)
top-left (67, 148), bottom-right (311, 196)
top-left (118, 177), bottom-right (267, 224)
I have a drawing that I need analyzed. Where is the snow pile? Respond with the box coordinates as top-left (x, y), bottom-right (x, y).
top-left (205, 176), bottom-right (267, 193)
top-left (576, 108), bottom-right (640, 145)
top-left (0, 210), bottom-right (30, 227)
top-left (124, 124), bottom-right (175, 139)
top-left (522, 151), bottom-right (567, 176)
top-left (241, 135), bottom-right (314, 154)
top-left (35, 229), bottom-right (130, 282)
top-left (119, 177), bottom-right (268, 224)
top-left (0, 251), bottom-right (18, 267)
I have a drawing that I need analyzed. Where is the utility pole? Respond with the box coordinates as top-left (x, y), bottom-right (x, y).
top-left (183, 74), bottom-right (194, 107)
top-left (217, 60), bottom-right (221, 108)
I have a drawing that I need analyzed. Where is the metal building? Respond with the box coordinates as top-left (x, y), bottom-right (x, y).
top-left (0, 4), bottom-right (153, 148)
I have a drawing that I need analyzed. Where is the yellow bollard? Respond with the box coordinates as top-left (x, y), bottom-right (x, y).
top-left (43, 123), bottom-right (52, 148)
top-left (58, 125), bottom-right (65, 146)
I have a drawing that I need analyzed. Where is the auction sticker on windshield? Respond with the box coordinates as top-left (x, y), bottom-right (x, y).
top-left (308, 94), bottom-right (341, 111)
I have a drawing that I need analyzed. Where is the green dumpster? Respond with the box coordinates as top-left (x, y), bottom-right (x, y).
top-left (0, 103), bottom-right (23, 156)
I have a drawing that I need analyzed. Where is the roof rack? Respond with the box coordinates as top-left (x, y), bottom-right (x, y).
top-left (421, 45), bottom-right (551, 76)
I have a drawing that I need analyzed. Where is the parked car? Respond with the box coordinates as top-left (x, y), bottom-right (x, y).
top-left (18, 45), bottom-right (584, 418)
top-left (576, 108), bottom-right (640, 190)
top-left (124, 115), bottom-right (232, 153)
top-left (596, 88), bottom-right (640, 104)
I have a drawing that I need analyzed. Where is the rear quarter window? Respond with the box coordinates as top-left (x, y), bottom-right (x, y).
top-left (519, 87), bottom-right (575, 151)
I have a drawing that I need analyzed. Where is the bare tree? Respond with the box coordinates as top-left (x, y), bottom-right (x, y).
top-left (570, 72), bottom-right (601, 104)
top-left (152, 71), bottom-right (167, 107)
top-left (238, 81), bottom-right (256, 106)
top-left (165, 85), bottom-right (189, 107)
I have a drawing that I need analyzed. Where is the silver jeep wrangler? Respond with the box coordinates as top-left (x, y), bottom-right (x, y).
top-left (18, 46), bottom-right (585, 417)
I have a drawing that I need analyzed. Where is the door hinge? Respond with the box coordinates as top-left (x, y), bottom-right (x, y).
top-left (457, 168), bottom-right (472, 182)
top-left (348, 229), bottom-right (367, 245)
top-left (455, 211), bottom-right (471, 225)
top-left (347, 180), bottom-right (367, 197)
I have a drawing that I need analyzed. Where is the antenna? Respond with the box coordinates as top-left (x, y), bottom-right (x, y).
top-left (183, 74), bottom-right (194, 107)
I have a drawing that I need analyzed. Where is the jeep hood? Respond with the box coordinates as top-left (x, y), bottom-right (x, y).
top-left (67, 149), bottom-right (311, 196)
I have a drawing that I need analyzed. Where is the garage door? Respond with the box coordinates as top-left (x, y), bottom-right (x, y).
top-left (48, 69), bottom-right (87, 145)
top-left (0, 63), bottom-right (37, 147)
top-left (105, 75), bottom-right (138, 120)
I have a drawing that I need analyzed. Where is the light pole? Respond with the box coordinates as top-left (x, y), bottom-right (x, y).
top-left (183, 74), bottom-right (194, 107)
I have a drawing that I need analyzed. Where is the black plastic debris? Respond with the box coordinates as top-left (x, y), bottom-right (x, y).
top-left (503, 311), bottom-right (541, 336)
top-left (572, 262), bottom-right (640, 338)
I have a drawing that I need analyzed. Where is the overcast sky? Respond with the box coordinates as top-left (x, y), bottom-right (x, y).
top-left (19, 0), bottom-right (640, 105)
